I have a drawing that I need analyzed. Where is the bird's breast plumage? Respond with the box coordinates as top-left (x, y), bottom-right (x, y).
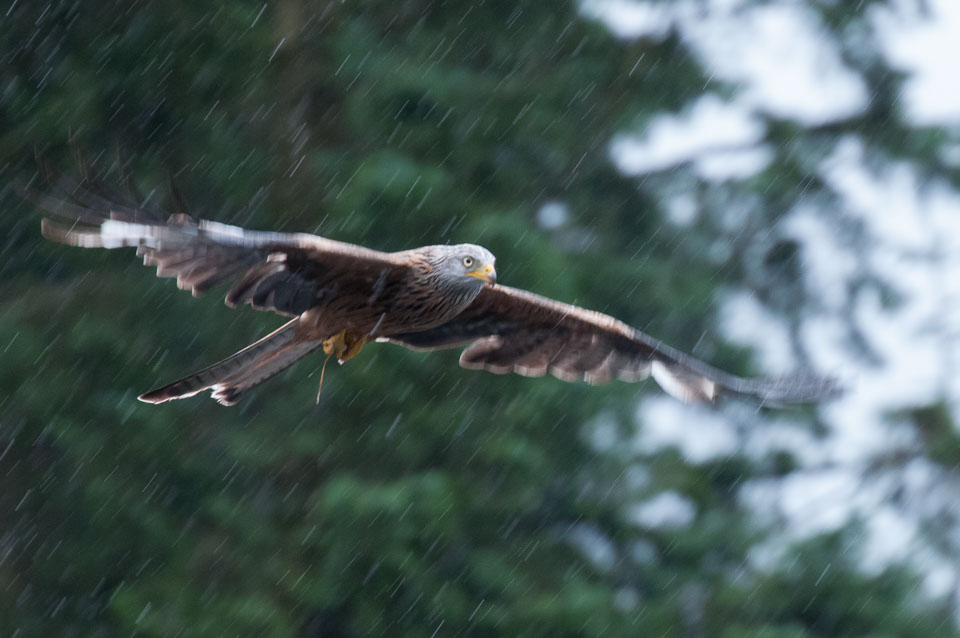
top-left (299, 248), bottom-right (483, 341)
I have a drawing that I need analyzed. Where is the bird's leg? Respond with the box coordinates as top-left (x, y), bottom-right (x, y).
top-left (322, 330), bottom-right (348, 360)
top-left (322, 330), bottom-right (370, 364)
top-left (339, 333), bottom-right (370, 363)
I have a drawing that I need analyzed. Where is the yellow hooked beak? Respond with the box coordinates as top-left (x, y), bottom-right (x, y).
top-left (466, 263), bottom-right (497, 284)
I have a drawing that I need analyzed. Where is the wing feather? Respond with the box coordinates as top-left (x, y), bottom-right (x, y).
top-left (34, 180), bottom-right (407, 317)
top-left (386, 284), bottom-right (840, 404)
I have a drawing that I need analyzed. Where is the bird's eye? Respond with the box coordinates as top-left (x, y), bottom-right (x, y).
top-left (462, 256), bottom-right (475, 268)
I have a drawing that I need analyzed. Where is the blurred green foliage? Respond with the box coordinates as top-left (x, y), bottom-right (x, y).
top-left (0, 0), bottom-right (955, 636)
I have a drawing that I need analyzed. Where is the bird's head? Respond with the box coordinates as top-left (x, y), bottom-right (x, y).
top-left (436, 243), bottom-right (497, 285)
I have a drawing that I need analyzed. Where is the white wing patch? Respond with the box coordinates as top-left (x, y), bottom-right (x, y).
top-left (651, 360), bottom-right (717, 404)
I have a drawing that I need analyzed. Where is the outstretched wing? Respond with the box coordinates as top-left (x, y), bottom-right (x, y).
top-left (385, 284), bottom-right (840, 404)
top-left (31, 173), bottom-right (406, 317)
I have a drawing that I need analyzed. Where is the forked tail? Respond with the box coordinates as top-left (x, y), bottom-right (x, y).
top-left (138, 319), bottom-right (321, 406)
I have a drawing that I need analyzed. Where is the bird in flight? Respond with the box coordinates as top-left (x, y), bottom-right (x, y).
top-left (31, 160), bottom-right (840, 406)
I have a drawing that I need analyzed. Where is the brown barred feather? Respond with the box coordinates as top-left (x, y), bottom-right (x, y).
top-left (32, 156), bottom-right (841, 406)
top-left (388, 285), bottom-right (843, 404)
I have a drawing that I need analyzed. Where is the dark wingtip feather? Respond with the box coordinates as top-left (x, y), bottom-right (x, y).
top-left (34, 145), bottom-right (55, 185)
top-left (168, 173), bottom-right (191, 217)
top-left (117, 145), bottom-right (144, 204)
top-left (40, 218), bottom-right (69, 243)
top-left (731, 372), bottom-right (845, 404)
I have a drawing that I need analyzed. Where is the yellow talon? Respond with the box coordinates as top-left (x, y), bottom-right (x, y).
top-left (322, 330), bottom-right (346, 358)
top-left (322, 330), bottom-right (369, 363)
top-left (340, 336), bottom-right (368, 362)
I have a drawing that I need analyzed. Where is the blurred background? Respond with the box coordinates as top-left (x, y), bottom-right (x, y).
top-left (2, 0), bottom-right (960, 635)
